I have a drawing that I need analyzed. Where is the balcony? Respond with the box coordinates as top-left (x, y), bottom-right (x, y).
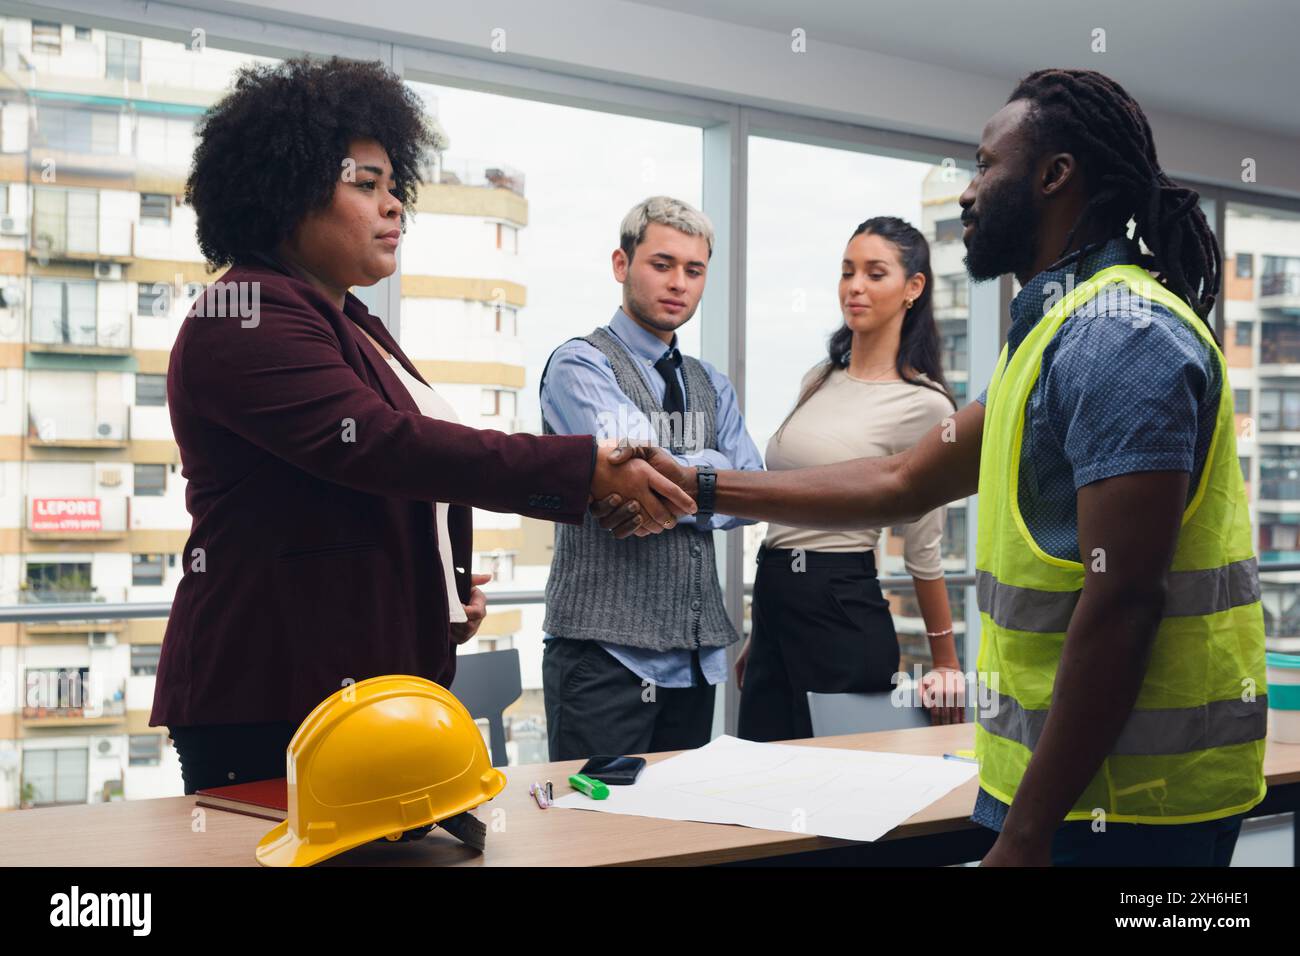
top-left (1259, 323), bottom-right (1300, 369)
top-left (24, 145), bottom-right (140, 181)
top-left (940, 349), bottom-right (969, 374)
top-left (21, 701), bottom-right (127, 726)
top-left (19, 589), bottom-right (97, 604)
top-left (22, 618), bottom-right (125, 637)
top-left (21, 698), bottom-right (127, 727)
top-left (931, 285), bottom-right (970, 318)
top-left (28, 317), bottom-right (132, 354)
top-left (1261, 271), bottom-right (1300, 314)
top-left (1259, 477), bottom-right (1300, 503)
top-left (432, 157), bottom-right (526, 197)
top-left (20, 676), bottom-right (127, 727)
top-left (29, 216), bottom-right (134, 265)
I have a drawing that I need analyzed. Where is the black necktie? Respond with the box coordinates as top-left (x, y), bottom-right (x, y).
top-left (653, 348), bottom-right (685, 418)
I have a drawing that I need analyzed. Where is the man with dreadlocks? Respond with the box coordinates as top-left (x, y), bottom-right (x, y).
top-left (594, 68), bottom-right (1267, 866)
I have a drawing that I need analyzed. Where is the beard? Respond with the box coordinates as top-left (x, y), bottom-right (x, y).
top-left (624, 275), bottom-right (698, 333)
top-left (963, 174), bottom-right (1041, 282)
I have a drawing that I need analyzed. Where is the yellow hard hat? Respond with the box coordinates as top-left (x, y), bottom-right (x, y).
top-left (255, 674), bottom-right (506, 867)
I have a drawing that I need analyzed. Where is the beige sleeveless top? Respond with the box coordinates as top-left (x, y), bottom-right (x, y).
top-left (764, 367), bottom-right (953, 579)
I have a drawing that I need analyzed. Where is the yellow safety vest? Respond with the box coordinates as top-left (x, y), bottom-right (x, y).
top-left (974, 264), bottom-right (1268, 824)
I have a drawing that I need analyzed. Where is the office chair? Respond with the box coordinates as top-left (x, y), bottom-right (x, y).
top-left (450, 648), bottom-right (522, 767)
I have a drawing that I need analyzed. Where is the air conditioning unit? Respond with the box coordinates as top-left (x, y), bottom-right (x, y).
top-left (96, 420), bottom-right (125, 440)
top-left (89, 632), bottom-right (117, 648)
top-left (93, 261), bottom-right (122, 280)
top-left (0, 215), bottom-right (24, 236)
top-left (99, 468), bottom-right (122, 486)
top-left (94, 737), bottom-right (123, 758)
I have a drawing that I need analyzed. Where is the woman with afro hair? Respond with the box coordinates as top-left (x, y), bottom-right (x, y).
top-left (151, 56), bottom-right (693, 793)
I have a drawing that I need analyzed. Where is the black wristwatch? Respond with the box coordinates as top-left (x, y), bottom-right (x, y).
top-left (695, 463), bottom-right (716, 525)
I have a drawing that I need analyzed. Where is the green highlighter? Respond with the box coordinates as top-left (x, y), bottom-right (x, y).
top-left (568, 773), bottom-right (610, 800)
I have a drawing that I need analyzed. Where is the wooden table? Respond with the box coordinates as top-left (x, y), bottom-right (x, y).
top-left (3, 723), bottom-right (1298, 866)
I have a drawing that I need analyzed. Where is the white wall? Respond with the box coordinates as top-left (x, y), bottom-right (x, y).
top-left (398, 296), bottom-right (525, 368)
top-left (0, 369), bottom-right (23, 438)
top-left (132, 202), bottom-right (202, 262)
top-left (403, 213), bottom-right (525, 287)
top-left (74, 0), bottom-right (1298, 200)
top-left (123, 737), bottom-right (183, 800)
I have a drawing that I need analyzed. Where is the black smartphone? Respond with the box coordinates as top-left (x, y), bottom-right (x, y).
top-left (577, 755), bottom-right (647, 786)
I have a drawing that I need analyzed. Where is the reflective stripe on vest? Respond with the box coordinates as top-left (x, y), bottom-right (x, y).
top-left (976, 556), bottom-right (1262, 633)
top-left (973, 263), bottom-right (1268, 824)
top-left (979, 682), bottom-right (1268, 755)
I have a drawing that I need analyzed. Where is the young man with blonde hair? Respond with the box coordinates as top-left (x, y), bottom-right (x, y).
top-left (539, 196), bottom-right (764, 760)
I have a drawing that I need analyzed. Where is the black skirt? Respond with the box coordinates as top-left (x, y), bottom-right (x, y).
top-left (168, 721), bottom-right (296, 794)
top-left (738, 545), bottom-right (900, 742)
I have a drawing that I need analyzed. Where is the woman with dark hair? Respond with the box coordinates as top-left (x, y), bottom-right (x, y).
top-left (151, 56), bottom-right (692, 794)
top-left (737, 216), bottom-right (966, 741)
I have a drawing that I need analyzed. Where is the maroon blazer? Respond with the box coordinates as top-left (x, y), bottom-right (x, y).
top-left (150, 260), bottom-right (595, 729)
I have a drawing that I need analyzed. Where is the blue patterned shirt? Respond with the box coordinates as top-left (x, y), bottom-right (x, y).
top-left (970, 237), bottom-right (1221, 830)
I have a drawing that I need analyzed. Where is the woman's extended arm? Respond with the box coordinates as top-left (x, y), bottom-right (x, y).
top-left (178, 280), bottom-right (692, 524)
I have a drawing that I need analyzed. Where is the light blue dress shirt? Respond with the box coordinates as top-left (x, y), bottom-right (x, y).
top-left (540, 307), bottom-right (765, 688)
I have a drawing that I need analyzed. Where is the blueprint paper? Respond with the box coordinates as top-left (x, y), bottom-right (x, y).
top-left (550, 734), bottom-right (978, 842)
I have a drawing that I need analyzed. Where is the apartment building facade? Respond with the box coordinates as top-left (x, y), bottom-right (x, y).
top-left (0, 17), bottom-right (529, 809)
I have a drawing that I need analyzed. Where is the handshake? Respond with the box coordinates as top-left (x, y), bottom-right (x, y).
top-left (588, 441), bottom-right (698, 539)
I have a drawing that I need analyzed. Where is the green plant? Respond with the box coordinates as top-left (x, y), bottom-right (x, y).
top-left (51, 569), bottom-right (92, 592)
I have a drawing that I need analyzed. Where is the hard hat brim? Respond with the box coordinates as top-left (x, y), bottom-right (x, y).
top-left (254, 767), bottom-right (506, 867)
top-left (254, 819), bottom-right (361, 868)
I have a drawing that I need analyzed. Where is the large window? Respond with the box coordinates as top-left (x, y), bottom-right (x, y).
top-left (0, 16), bottom-right (284, 811)
top-left (134, 374), bottom-right (166, 406)
top-left (32, 187), bottom-right (101, 258)
top-left (0, 9), bottom-right (1296, 800)
top-left (743, 135), bottom-right (975, 673)
top-left (32, 105), bottom-right (119, 154)
top-left (134, 463), bottom-right (166, 496)
top-left (31, 21), bottom-right (62, 54)
top-left (105, 35), bottom-right (141, 82)
top-left (398, 78), bottom-right (704, 760)
top-left (25, 667), bottom-right (90, 710)
top-left (130, 644), bottom-right (162, 676)
top-left (30, 277), bottom-right (97, 346)
top-left (22, 748), bottom-right (87, 806)
top-left (24, 561), bottom-right (93, 603)
top-left (1230, 202), bottom-right (1300, 654)
top-left (132, 554), bottom-right (165, 587)
top-left (128, 735), bottom-right (162, 767)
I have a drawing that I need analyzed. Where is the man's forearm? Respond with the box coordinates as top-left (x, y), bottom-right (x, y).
top-left (707, 455), bottom-right (923, 531)
top-left (998, 591), bottom-right (1164, 846)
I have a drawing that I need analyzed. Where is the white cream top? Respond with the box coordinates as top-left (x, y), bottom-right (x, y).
top-left (763, 367), bottom-right (954, 578)
top-left (383, 354), bottom-right (468, 624)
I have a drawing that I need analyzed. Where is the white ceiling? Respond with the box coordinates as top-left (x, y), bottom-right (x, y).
top-left (629, 0), bottom-right (1300, 137)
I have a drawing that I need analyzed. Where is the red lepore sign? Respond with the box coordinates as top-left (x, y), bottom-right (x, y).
top-left (32, 498), bottom-right (102, 532)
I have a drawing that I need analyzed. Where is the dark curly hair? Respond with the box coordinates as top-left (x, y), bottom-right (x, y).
top-left (1008, 68), bottom-right (1221, 329)
top-left (186, 55), bottom-right (440, 269)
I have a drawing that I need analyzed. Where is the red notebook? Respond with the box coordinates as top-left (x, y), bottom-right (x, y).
top-left (195, 778), bottom-right (287, 822)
